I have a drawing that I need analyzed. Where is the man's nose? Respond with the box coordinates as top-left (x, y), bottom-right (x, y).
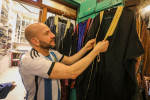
top-left (50, 33), bottom-right (55, 38)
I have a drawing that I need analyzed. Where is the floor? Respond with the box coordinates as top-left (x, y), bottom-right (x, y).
top-left (0, 67), bottom-right (26, 100)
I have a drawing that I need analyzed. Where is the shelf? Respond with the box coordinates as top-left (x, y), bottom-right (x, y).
top-left (11, 51), bottom-right (24, 53)
top-left (12, 59), bottom-right (20, 61)
top-left (12, 42), bottom-right (29, 45)
top-left (1, 14), bottom-right (8, 19)
top-left (2, 5), bottom-right (8, 13)
top-left (20, 37), bottom-right (25, 39)
top-left (1, 16), bottom-right (8, 22)
top-left (19, 36), bottom-right (25, 37)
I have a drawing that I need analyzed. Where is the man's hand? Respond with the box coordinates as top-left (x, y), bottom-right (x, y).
top-left (10, 82), bottom-right (17, 91)
top-left (93, 40), bottom-right (109, 54)
top-left (84, 39), bottom-right (95, 51)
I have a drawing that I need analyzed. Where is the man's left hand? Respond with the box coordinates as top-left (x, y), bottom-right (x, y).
top-left (84, 39), bottom-right (95, 51)
top-left (10, 82), bottom-right (17, 91)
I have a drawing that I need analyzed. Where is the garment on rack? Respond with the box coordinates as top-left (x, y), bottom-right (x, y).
top-left (75, 7), bottom-right (145, 100)
top-left (68, 18), bottom-right (94, 100)
top-left (59, 23), bottom-right (74, 56)
top-left (56, 22), bottom-right (66, 51)
top-left (45, 16), bottom-right (74, 56)
top-left (140, 21), bottom-right (149, 76)
top-left (77, 20), bottom-right (88, 52)
top-left (135, 16), bottom-right (149, 100)
top-left (71, 18), bottom-right (94, 56)
top-left (45, 16), bottom-right (56, 34)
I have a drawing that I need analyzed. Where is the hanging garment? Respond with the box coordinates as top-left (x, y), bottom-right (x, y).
top-left (59, 22), bottom-right (74, 100)
top-left (76, 7), bottom-right (145, 100)
top-left (77, 20), bottom-right (88, 52)
top-left (71, 18), bottom-right (94, 56)
top-left (77, 18), bottom-right (94, 52)
top-left (59, 23), bottom-right (74, 56)
top-left (68, 18), bottom-right (94, 100)
top-left (45, 16), bottom-right (56, 34)
top-left (140, 21), bottom-right (149, 76)
top-left (135, 17), bottom-right (149, 100)
top-left (45, 16), bottom-right (74, 55)
top-left (54, 16), bottom-right (68, 51)
top-left (70, 25), bottom-right (79, 56)
top-left (56, 22), bottom-right (66, 51)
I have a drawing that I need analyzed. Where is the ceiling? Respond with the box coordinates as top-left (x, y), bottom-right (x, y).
top-left (12, 1), bottom-right (40, 18)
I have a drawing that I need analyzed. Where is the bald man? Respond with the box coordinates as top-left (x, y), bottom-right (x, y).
top-left (19, 23), bottom-right (109, 100)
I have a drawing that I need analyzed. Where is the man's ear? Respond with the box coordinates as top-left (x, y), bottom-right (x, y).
top-left (31, 38), bottom-right (40, 46)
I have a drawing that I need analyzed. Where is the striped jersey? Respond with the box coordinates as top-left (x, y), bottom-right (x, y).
top-left (19, 48), bottom-right (64, 100)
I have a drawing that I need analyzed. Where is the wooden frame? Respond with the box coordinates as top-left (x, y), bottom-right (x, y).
top-left (13, 0), bottom-right (77, 20)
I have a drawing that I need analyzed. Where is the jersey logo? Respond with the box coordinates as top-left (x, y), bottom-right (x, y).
top-left (30, 48), bottom-right (40, 59)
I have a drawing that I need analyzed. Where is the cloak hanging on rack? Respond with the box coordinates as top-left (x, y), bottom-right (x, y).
top-left (45, 16), bottom-right (56, 34)
top-left (71, 18), bottom-right (93, 56)
top-left (76, 7), bottom-right (145, 100)
top-left (45, 16), bottom-right (74, 56)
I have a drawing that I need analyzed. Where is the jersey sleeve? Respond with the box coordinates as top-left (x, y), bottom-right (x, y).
top-left (21, 56), bottom-right (55, 78)
top-left (51, 50), bottom-right (64, 62)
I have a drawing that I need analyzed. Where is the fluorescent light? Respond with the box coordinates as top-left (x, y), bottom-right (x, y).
top-left (144, 5), bottom-right (150, 11)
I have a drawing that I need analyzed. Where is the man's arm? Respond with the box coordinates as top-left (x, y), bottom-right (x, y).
top-left (49, 40), bottom-right (109, 79)
top-left (61, 39), bottom-right (95, 65)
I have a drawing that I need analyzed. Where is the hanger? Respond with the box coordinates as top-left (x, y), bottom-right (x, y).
top-left (67, 17), bottom-right (71, 22)
top-left (58, 12), bottom-right (67, 24)
top-left (60, 11), bottom-right (65, 20)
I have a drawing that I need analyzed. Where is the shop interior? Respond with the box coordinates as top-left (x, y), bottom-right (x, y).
top-left (0, 0), bottom-right (150, 100)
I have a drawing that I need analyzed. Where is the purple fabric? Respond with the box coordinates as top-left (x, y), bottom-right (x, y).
top-left (77, 20), bottom-right (88, 52)
top-left (0, 83), bottom-right (12, 99)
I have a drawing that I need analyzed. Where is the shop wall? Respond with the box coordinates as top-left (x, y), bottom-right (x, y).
top-left (13, 43), bottom-right (32, 51)
top-left (0, 0), bottom-right (2, 20)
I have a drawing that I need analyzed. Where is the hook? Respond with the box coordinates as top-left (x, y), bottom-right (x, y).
top-left (62, 11), bottom-right (65, 16)
top-left (61, 11), bottom-right (65, 19)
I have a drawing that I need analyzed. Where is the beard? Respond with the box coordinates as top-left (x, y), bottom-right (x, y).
top-left (39, 39), bottom-right (55, 49)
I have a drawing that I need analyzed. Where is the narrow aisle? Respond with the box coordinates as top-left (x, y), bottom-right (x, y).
top-left (0, 67), bottom-right (26, 100)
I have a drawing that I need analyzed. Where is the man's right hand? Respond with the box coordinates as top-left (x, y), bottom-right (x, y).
top-left (93, 40), bottom-right (109, 54)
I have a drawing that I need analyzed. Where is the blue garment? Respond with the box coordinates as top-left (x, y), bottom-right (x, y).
top-left (77, 20), bottom-right (88, 52)
top-left (0, 83), bottom-right (12, 99)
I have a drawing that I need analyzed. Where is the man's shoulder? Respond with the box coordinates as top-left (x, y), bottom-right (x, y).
top-left (49, 49), bottom-right (60, 54)
top-left (49, 49), bottom-right (57, 52)
top-left (21, 49), bottom-right (44, 64)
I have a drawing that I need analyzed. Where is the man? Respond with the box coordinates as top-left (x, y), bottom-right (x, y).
top-left (0, 82), bottom-right (16, 99)
top-left (19, 23), bottom-right (109, 100)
